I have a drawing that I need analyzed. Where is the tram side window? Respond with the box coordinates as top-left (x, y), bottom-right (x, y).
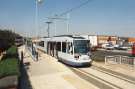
top-left (56, 42), bottom-right (61, 51)
top-left (62, 42), bottom-right (66, 53)
top-left (39, 41), bottom-right (44, 47)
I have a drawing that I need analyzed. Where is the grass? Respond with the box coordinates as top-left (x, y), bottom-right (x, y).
top-left (6, 46), bottom-right (18, 57)
top-left (0, 58), bottom-right (20, 78)
top-left (0, 46), bottom-right (20, 78)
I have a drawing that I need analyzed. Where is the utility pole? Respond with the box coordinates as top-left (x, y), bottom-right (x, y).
top-left (66, 13), bottom-right (70, 34)
top-left (46, 15), bottom-right (68, 36)
top-left (46, 21), bottom-right (52, 37)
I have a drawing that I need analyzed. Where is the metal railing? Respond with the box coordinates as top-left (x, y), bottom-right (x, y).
top-left (105, 55), bottom-right (135, 67)
top-left (25, 45), bottom-right (38, 61)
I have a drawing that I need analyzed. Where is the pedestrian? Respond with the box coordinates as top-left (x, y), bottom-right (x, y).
top-left (21, 51), bottom-right (24, 65)
top-left (36, 51), bottom-right (38, 61)
top-left (33, 43), bottom-right (39, 61)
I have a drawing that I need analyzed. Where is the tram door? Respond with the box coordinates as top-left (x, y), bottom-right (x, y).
top-left (52, 42), bottom-right (55, 57)
top-left (55, 42), bottom-right (61, 58)
top-left (54, 42), bottom-right (57, 58)
top-left (50, 42), bottom-right (54, 56)
top-left (47, 42), bottom-right (56, 57)
top-left (47, 42), bottom-right (50, 55)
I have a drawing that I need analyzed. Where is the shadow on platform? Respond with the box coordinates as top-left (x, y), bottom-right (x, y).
top-left (18, 62), bottom-right (33, 89)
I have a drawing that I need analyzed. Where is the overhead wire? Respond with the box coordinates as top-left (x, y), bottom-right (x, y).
top-left (44, 0), bottom-right (92, 36)
top-left (58, 0), bottom-right (92, 16)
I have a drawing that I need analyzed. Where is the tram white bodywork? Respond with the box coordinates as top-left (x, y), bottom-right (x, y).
top-left (37, 35), bottom-right (92, 66)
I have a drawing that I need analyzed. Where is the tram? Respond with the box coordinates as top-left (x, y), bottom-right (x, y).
top-left (36, 35), bottom-right (92, 66)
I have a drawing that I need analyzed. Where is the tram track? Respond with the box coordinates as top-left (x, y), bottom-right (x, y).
top-left (68, 65), bottom-right (135, 89)
top-left (90, 65), bottom-right (135, 85)
top-left (69, 67), bottom-right (123, 89)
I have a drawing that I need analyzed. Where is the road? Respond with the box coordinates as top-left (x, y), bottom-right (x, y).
top-left (97, 48), bottom-right (131, 54)
top-left (91, 49), bottom-right (132, 62)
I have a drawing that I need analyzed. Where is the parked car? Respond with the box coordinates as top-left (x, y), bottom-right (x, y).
top-left (102, 43), bottom-right (114, 50)
top-left (102, 43), bottom-right (109, 48)
top-left (113, 44), bottom-right (119, 48)
top-left (114, 45), bottom-right (129, 50)
top-left (119, 46), bottom-right (129, 50)
top-left (105, 45), bottom-right (114, 50)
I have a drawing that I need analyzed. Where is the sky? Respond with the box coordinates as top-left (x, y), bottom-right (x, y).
top-left (0, 0), bottom-right (135, 37)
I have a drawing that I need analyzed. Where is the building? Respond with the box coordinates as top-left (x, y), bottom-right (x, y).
top-left (97, 35), bottom-right (118, 45)
top-left (117, 37), bottom-right (129, 46)
top-left (128, 37), bottom-right (135, 44)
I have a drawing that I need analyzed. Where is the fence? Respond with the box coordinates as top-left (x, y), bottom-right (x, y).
top-left (105, 55), bottom-right (135, 67)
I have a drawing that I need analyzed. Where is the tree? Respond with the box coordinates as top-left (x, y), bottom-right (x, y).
top-left (0, 29), bottom-right (22, 51)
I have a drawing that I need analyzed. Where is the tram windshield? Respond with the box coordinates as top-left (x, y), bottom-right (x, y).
top-left (74, 40), bottom-right (90, 54)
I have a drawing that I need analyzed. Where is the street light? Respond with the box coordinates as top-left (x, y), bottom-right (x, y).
top-left (35, 0), bottom-right (38, 37)
top-left (37, 0), bottom-right (43, 3)
top-left (35, 0), bottom-right (44, 37)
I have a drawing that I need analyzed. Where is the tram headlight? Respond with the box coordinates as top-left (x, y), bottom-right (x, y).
top-left (74, 54), bottom-right (80, 60)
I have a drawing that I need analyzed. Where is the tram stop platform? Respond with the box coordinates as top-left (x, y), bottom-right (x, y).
top-left (18, 45), bottom-right (99, 89)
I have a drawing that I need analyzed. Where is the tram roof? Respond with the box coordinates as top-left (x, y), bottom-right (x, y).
top-left (49, 35), bottom-right (86, 42)
top-left (37, 37), bottom-right (50, 42)
top-left (54, 35), bottom-right (85, 39)
top-left (38, 35), bottom-right (87, 42)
